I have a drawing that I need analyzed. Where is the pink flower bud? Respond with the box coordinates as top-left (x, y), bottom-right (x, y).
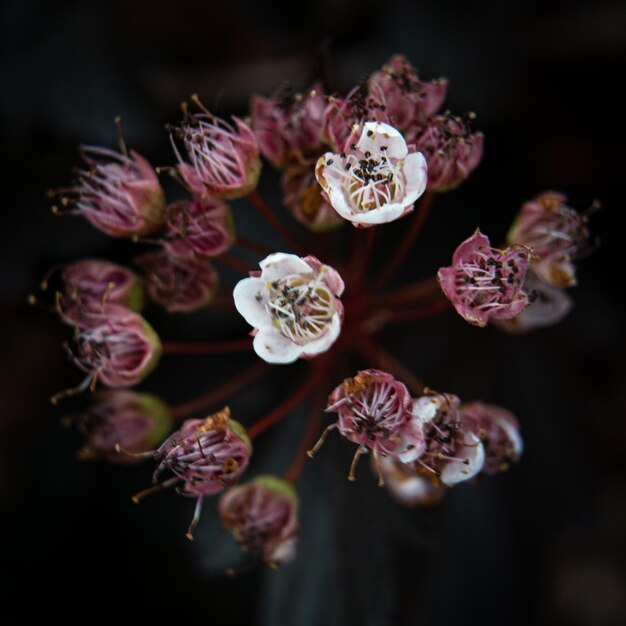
top-left (219, 475), bottom-right (299, 567)
top-left (170, 103), bottom-right (261, 200)
top-left (507, 191), bottom-right (592, 287)
top-left (316, 121), bottom-right (428, 228)
top-left (281, 165), bottom-right (343, 233)
top-left (61, 260), bottom-right (145, 322)
top-left (368, 55), bottom-right (448, 132)
top-left (438, 229), bottom-right (531, 327)
top-left (154, 408), bottom-right (252, 497)
top-left (68, 304), bottom-right (161, 387)
top-left (411, 393), bottom-right (485, 486)
top-left (460, 402), bottom-right (523, 476)
top-left (250, 85), bottom-right (326, 169)
top-left (233, 253), bottom-right (345, 364)
top-left (57, 147), bottom-right (166, 237)
top-left (413, 113), bottom-right (483, 192)
top-left (493, 269), bottom-right (573, 333)
top-left (79, 391), bottom-right (171, 464)
top-left (135, 250), bottom-right (219, 314)
top-left (164, 197), bottom-right (234, 259)
top-left (375, 455), bottom-right (446, 507)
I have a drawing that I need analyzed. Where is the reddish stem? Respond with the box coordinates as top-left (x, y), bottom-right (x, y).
top-left (377, 297), bottom-right (451, 326)
top-left (352, 332), bottom-right (425, 396)
top-left (349, 228), bottom-right (377, 291)
top-left (170, 360), bottom-right (270, 420)
top-left (371, 191), bottom-right (435, 290)
top-left (217, 252), bottom-right (255, 275)
top-left (162, 337), bottom-right (252, 355)
top-left (247, 369), bottom-right (322, 440)
top-left (375, 276), bottom-right (440, 307)
top-left (284, 386), bottom-right (328, 485)
top-left (247, 190), bottom-right (306, 255)
top-left (235, 233), bottom-right (274, 256)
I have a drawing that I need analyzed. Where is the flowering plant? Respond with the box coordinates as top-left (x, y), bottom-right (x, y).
top-left (39, 54), bottom-right (595, 569)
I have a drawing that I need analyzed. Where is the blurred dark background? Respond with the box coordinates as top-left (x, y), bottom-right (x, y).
top-left (1, 1), bottom-right (625, 624)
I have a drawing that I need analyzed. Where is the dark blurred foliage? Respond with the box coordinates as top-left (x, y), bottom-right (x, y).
top-left (1, 1), bottom-right (625, 624)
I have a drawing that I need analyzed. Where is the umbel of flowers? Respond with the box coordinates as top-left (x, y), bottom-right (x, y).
top-left (40, 53), bottom-right (596, 569)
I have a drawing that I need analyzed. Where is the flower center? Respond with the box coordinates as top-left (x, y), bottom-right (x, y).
top-left (267, 274), bottom-right (336, 345)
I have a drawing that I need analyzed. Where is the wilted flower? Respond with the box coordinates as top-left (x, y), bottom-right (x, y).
top-left (250, 85), bottom-right (326, 168)
top-left (170, 100), bottom-right (261, 200)
top-left (319, 369), bottom-right (421, 483)
top-left (54, 146), bottom-right (166, 237)
top-left (411, 393), bottom-right (485, 486)
top-left (66, 304), bottom-right (161, 389)
top-left (368, 54), bottom-right (448, 132)
top-left (219, 475), bottom-right (299, 568)
top-left (135, 250), bottom-right (218, 314)
top-left (316, 121), bottom-right (428, 227)
top-left (78, 391), bottom-right (171, 464)
top-left (460, 401), bottom-right (523, 475)
top-left (375, 455), bottom-right (446, 507)
top-left (413, 113), bottom-right (484, 192)
top-left (507, 191), bottom-right (592, 287)
top-left (281, 165), bottom-right (344, 233)
top-left (493, 269), bottom-right (573, 333)
top-left (61, 260), bottom-right (145, 320)
top-left (165, 197), bottom-right (234, 259)
top-left (233, 253), bottom-right (344, 364)
top-left (438, 229), bottom-right (531, 327)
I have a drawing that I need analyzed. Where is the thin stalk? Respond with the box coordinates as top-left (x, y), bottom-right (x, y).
top-left (375, 276), bottom-right (440, 307)
top-left (235, 233), bottom-right (274, 256)
top-left (376, 297), bottom-right (451, 326)
top-left (350, 228), bottom-right (377, 291)
top-left (170, 360), bottom-right (270, 420)
top-left (371, 191), bottom-right (435, 290)
top-left (247, 190), bottom-right (305, 255)
top-left (217, 252), bottom-right (255, 275)
top-left (162, 337), bottom-right (252, 355)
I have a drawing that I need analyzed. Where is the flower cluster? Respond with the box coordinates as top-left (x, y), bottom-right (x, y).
top-left (41, 53), bottom-right (596, 569)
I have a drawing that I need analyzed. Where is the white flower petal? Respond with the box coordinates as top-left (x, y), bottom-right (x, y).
top-left (344, 202), bottom-right (408, 225)
top-left (357, 122), bottom-right (408, 160)
top-left (300, 313), bottom-right (341, 357)
top-left (259, 253), bottom-right (313, 282)
top-left (441, 435), bottom-right (485, 486)
top-left (402, 152), bottom-right (428, 202)
top-left (493, 414), bottom-right (524, 458)
top-left (233, 277), bottom-right (271, 328)
top-left (253, 327), bottom-right (303, 364)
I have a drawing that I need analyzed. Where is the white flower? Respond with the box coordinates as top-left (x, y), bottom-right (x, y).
top-left (233, 253), bottom-right (345, 364)
top-left (315, 121), bottom-right (428, 228)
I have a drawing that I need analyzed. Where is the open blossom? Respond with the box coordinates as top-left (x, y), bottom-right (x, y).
top-left (375, 455), bottom-right (445, 507)
top-left (61, 260), bottom-right (145, 321)
top-left (67, 304), bottom-right (161, 388)
top-left (219, 475), bottom-right (299, 567)
top-left (320, 370), bottom-right (422, 483)
top-left (79, 391), bottom-right (171, 464)
top-left (413, 113), bottom-right (484, 192)
top-left (411, 393), bottom-right (485, 486)
top-left (233, 253), bottom-right (344, 364)
top-left (368, 54), bottom-right (447, 132)
top-left (165, 197), bottom-right (234, 259)
top-left (507, 191), bottom-right (591, 287)
top-left (281, 165), bottom-right (344, 233)
top-left (135, 250), bottom-right (218, 314)
top-left (460, 402), bottom-right (523, 476)
top-left (170, 104), bottom-right (261, 200)
top-left (438, 229), bottom-right (531, 327)
top-left (250, 85), bottom-right (326, 169)
top-left (154, 408), bottom-right (251, 497)
top-left (316, 121), bottom-right (428, 227)
top-left (493, 269), bottom-right (573, 333)
top-left (55, 146), bottom-right (166, 237)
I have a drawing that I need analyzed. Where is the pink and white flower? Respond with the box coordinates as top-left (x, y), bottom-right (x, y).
top-left (507, 191), bottom-right (591, 288)
top-left (165, 197), bottom-right (234, 259)
top-left (170, 104), bottom-right (261, 200)
top-left (219, 475), bottom-right (299, 567)
top-left (315, 121), bottom-right (427, 227)
top-left (460, 401), bottom-right (523, 476)
top-left (438, 229), bottom-right (531, 327)
top-left (411, 393), bottom-right (485, 486)
top-left (55, 146), bottom-right (166, 238)
top-left (79, 391), bottom-right (171, 464)
top-left (135, 250), bottom-right (219, 314)
top-left (233, 253), bottom-right (344, 364)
